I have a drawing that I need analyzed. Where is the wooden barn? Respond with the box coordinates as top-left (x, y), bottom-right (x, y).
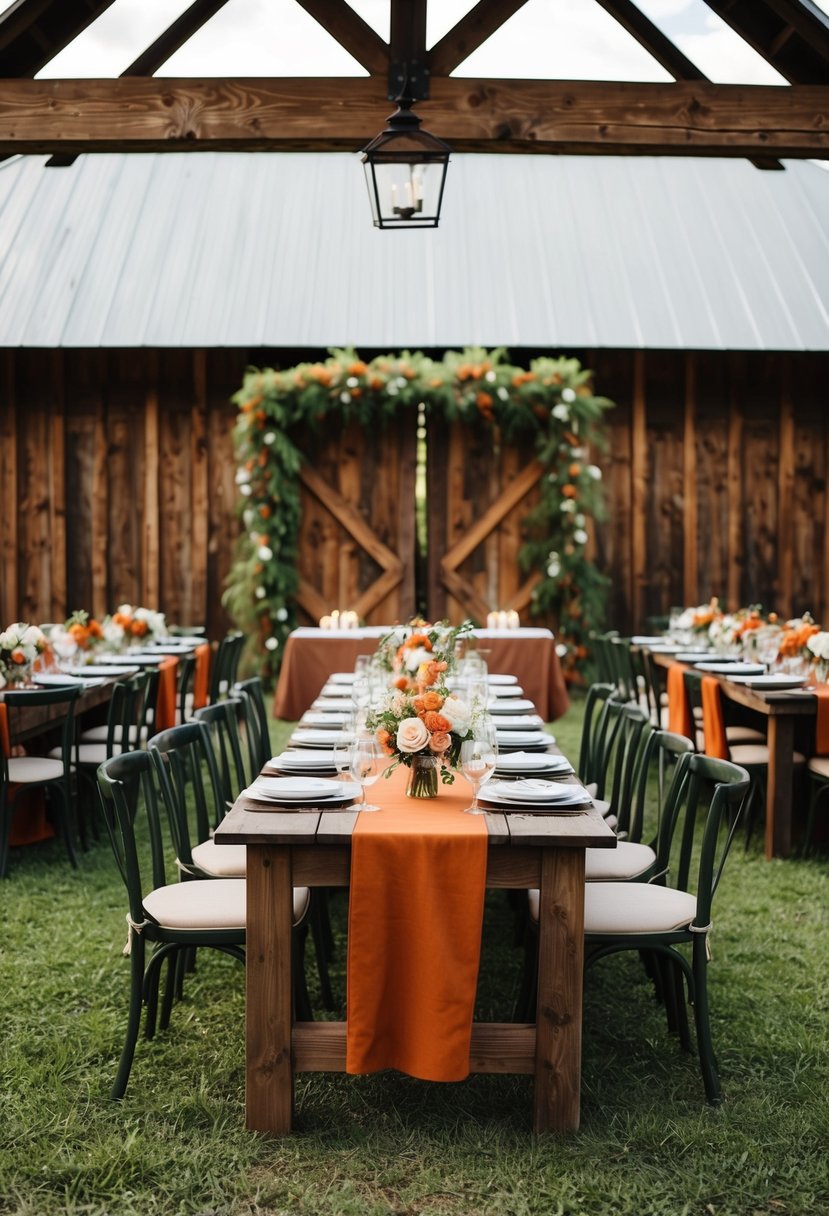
top-left (0, 1), bottom-right (828, 638)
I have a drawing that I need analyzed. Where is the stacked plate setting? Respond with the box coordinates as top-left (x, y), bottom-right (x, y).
top-left (267, 750), bottom-right (339, 775)
top-left (480, 779), bottom-right (591, 813)
top-left (245, 775), bottom-right (359, 807)
top-left (494, 751), bottom-right (572, 779)
top-left (495, 729), bottom-right (553, 752)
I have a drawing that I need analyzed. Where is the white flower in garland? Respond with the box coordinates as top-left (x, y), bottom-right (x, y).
top-left (265, 636), bottom-right (279, 651)
top-left (276, 607), bottom-right (288, 622)
top-left (547, 552), bottom-right (561, 578)
top-left (562, 387), bottom-right (576, 403)
top-left (574, 529), bottom-right (589, 545)
top-left (552, 404), bottom-right (569, 421)
top-left (235, 468), bottom-right (251, 485)
top-left (255, 587), bottom-right (267, 600)
top-left (263, 432), bottom-right (276, 445)
top-left (258, 545), bottom-right (273, 561)
top-left (586, 464), bottom-right (603, 480)
top-left (560, 499), bottom-right (577, 514)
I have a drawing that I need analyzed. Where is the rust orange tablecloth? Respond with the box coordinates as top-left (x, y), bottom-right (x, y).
top-left (346, 762), bottom-right (488, 1082)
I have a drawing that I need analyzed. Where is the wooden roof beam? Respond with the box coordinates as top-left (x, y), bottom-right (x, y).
top-left (0, 77), bottom-right (827, 158)
top-left (0, 0), bottom-right (116, 77)
top-left (389, 0), bottom-right (427, 97)
top-left (293, 0), bottom-right (388, 76)
top-left (702, 0), bottom-right (829, 83)
top-left (123, 0), bottom-right (233, 76)
top-left (428, 0), bottom-right (530, 77)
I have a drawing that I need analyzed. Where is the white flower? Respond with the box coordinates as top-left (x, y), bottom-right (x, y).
top-left (485, 370), bottom-right (496, 383)
top-left (265, 636), bottom-right (279, 651)
top-left (258, 545), bottom-right (273, 561)
top-left (807, 631), bottom-right (829, 661)
top-left (497, 386), bottom-right (509, 401)
top-left (0, 629), bottom-right (15, 649)
top-left (243, 509), bottom-right (255, 528)
top-left (235, 469), bottom-right (250, 485)
top-left (574, 529), bottom-right (589, 545)
top-left (575, 514), bottom-right (586, 527)
top-left (103, 621), bottom-right (125, 646)
top-left (560, 499), bottom-right (577, 514)
top-left (404, 645), bottom-right (433, 672)
top-left (346, 377), bottom-right (359, 388)
top-left (562, 387), bottom-right (576, 403)
top-left (340, 392), bottom-right (351, 404)
top-left (240, 484), bottom-right (252, 496)
top-left (586, 464), bottom-right (603, 480)
top-left (263, 432), bottom-right (276, 445)
top-left (255, 587), bottom-right (267, 600)
top-left (117, 604), bottom-right (132, 617)
top-left (22, 625), bottom-right (44, 647)
top-left (441, 694), bottom-right (472, 734)
top-left (276, 607), bottom-right (288, 622)
top-left (397, 717), bottom-right (430, 753)
top-left (547, 560), bottom-right (561, 578)
top-left (552, 404), bottom-right (569, 421)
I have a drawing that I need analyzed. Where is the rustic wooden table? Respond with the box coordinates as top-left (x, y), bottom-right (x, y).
top-left (2, 674), bottom-right (128, 745)
top-left (215, 796), bottom-right (615, 1135)
top-left (652, 652), bottom-right (815, 859)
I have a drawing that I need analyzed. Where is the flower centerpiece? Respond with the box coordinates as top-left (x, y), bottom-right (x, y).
top-left (0, 622), bottom-right (46, 686)
top-left (367, 656), bottom-right (478, 798)
top-left (376, 618), bottom-right (474, 691)
top-left (102, 603), bottom-right (168, 652)
top-left (778, 613), bottom-right (820, 673)
top-left (50, 610), bottom-right (105, 664)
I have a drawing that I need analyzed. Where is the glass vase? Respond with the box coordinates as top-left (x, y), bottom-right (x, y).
top-left (3, 661), bottom-right (33, 686)
top-left (405, 753), bottom-right (440, 799)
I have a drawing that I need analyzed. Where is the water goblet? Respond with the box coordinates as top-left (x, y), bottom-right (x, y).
top-left (459, 724), bottom-right (498, 815)
top-left (51, 628), bottom-right (78, 669)
top-left (349, 735), bottom-right (383, 812)
top-left (333, 736), bottom-right (354, 783)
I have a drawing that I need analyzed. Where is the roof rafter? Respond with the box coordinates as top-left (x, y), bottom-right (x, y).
top-left (702, 0), bottom-right (829, 83)
top-left (428, 0), bottom-right (530, 77)
top-left (293, 0), bottom-right (388, 76)
top-left (123, 0), bottom-right (232, 76)
top-left (0, 76), bottom-right (826, 158)
top-left (0, 0), bottom-right (115, 77)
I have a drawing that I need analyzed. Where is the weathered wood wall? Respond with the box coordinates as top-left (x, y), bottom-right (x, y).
top-left (1, 348), bottom-right (827, 636)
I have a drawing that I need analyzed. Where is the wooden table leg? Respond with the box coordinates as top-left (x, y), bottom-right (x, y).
top-left (245, 844), bottom-right (294, 1134)
top-left (765, 715), bottom-right (794, 860)
top-left (533, 848), bottom-right (585, 1132)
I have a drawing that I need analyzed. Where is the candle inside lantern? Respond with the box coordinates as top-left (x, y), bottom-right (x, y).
top-left (486, 611), bottom-right (498, 629)
top-left (319, 615), bottom-right (333, 630)
top-left (507, 610), bottom-right (520, 629)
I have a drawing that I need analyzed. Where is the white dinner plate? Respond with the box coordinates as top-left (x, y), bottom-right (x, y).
top-left (319, 684), bottom-right (356, 698)
top-left (485, 685), bottom-right (524, 697)
top-left (312, 697), bottom-right (357, 712)
top-left (729, 674), bottom-right (808, 691)
top-left (246, 777), bottom-right (360, 805)
top-left (631, 635), bottom-right (667, 645)
top-left (328, 672), bottom-right (358, 683)
top-left (695, 661), bottom-right (766, 675)
top-left (63, 664), bottom-right (138, 677)
top-left (290, 729), bottom-right (355, 748)
top-left (301, 712), bottom-right (351, 727)
top-left (496, 730), bottom-right (551, 750)
top-left (97, 653), bottom-right (166, 667)
top-left (266, 750), bottom-right (338, 772)
top-left (488, 699), bottom-right (536, 714)
top-left (494, 751), bottom-right (567, 775)
top-left (33, 673), bottom-right (105, 687)
top-left (480, 783), bottom-right (590, 812)
top-left (486, 674), bottom-right (519, 685)
top-left (489, 714), bottom-right (544, 729)
top-left (674, 652), bottom-right (715, 663)
top-left (487, 779), bottom-right (584, 804)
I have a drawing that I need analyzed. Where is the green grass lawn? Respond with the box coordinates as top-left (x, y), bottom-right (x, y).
top-left (1, 697), bottom-right (828, 1216)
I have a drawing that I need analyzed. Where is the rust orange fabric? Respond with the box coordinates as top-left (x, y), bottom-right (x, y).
top-left (1, 702), bottom-right (54, 847)
top-left (346, 762), bottom-right (488, 1082)
top-left (154, 657), bottom-right (178, 732)
top-left (701, 676), bottom-right (730, 760)
top-left (667, 662), bottom-right (692, 739)
top-left (193, 644), bottom-right (211, 710)
top-left (812, 684), bottom-right (829, 754)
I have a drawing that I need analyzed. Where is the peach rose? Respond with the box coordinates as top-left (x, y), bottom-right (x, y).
top-left (428, 731), bottom-right (451, 754)
top-left (396, 717), bottom-right (430, 753)
top-left (420, 690), bottom-right (444, 712)
top-left (423, 711), bottom-right (451, 733)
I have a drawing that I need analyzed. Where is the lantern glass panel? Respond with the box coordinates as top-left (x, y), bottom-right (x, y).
top-left (362, 158), bottom-right (447, 229)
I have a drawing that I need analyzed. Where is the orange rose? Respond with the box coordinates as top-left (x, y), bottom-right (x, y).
top-left (394, 676), bottom-right (409, 691)
top-left (348, 361), bottom-right (367, 376)
top-left (429, 731), bottom-right (451, 754)
top-left (568, 463), bottom-right (582, 478)
top-left (130, 620), bottom-right (149, 636)
top-left (420, 690), bottom-right (444, 711)
top-left (376, 728), bottom-right (394, 754)
top-left (423, 711), bottom-right (451, 733)
top-left (10, 648), bottom-right (26, 666)
top-left (561, 484), bottom-right (577, 498)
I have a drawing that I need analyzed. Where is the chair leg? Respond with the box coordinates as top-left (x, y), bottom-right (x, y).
top-left (142, 946), bottom-right (171, 1040)
top-left (690, 935), bottom-right (721, 1104)
top-left (801, 777), bottom-right (829, 857)
top-left (0, 792), bottom-right (11, 879)
top-left (293, 922), bottom-right (314, 1022)
top-left (513, 926), bottom-right (538, 1023)
top-left (112, 935), bottom-right (145, 1100)
top-left (159, 948), bottom-right (180, 1032)
top-left (309, 893), bottom-right (336, 1011)
top-left (743, 772), bottom-right (767, 852)
top-left (670, 957), bottom-right (692, 1052)
top-left (52, 783), bottom-right (80, 870)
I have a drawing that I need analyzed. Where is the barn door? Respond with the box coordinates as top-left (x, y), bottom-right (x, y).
top-left (426, 415), bottom-right (542, 624)
top-left (292, 414), bottom-right (417, 624)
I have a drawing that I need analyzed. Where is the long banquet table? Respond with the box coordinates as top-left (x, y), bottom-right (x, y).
top-left (273, 627), bottom-right (570, 722)
top-left (215, 761), bottom-right (614, 1137)
top-left (651, 650), bottom-right (816, 859)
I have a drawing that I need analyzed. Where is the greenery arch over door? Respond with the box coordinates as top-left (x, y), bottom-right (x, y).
top-left (226, 348), bottom-right (612, 679)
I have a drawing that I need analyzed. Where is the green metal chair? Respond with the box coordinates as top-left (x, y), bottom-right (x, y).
top-left (233, 676), bottom-right (273, 775)
top-left (97, 749), bottom-right (246, 1099)
top-left (581, 753), bottom-right (750, 1103)
top-left (0, 683), bottom-right (82, 877)
top-left (194, 697), bottom-right (251, 806)
top-left (208, 631), bottom-right (245, 704)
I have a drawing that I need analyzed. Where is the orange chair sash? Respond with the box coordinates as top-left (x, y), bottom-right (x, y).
top-left (154, 657), bottom-right (178, 733)
top-left (193, 644), bottom-right (211, 710)
top-left (812, 684), bottom-right (829, 754)
top-left (700, 676), bottom-right (730, 761)
top-left (667, 663), bottom-right (692, 739)
top-left (346, 763), bottom-right (488, 1082)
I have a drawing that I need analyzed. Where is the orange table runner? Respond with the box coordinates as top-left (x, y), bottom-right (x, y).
top-left (812, 684), bottom-right (829, 754)
top-left (346, 762), bottom-right (488, 1082)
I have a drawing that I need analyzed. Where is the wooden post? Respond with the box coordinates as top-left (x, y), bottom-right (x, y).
top-left (191, 350), bottom-right (209, 624)
top-left (631, 352), bottom-right (647, 630)
top-left (0, 351), bottom-right (18, 622)
top-left (683, 353), bottom-right (698, 607)
top-left (533, 848), bottom-right (585, 1132)
top-left (726, 357), bottom-right (744, 611)
top-left (142, 354), bottom-right (160, 610)
top-left (777, 369), bottom-right (794, 620)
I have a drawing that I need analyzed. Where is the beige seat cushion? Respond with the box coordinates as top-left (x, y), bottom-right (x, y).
top-left (79, 724), bottom-right (143, 744)
top-left (7, 756), bottom-right (64, 783)
top-left (585, 840), bottom-right (656, 881)
top-left (807, 755), bottom-right (829, 779)
top-left (144, 879), bottom-right (247, 930)
top-left (584, 881), bottom-right (698, 935)
top-left (191, 839), bottom-right (247, 879)
top-left (729, 744), bottom-right (805, 767)
top-left (725, 725), bottom-right (765, 745)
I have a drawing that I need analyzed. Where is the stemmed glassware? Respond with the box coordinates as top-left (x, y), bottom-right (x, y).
top-left (348, 732), bottom-right (384, 812)
top-left (51, 629), bottom-right (78, 669)
top-left (459, 718), bottom-right (498, 815)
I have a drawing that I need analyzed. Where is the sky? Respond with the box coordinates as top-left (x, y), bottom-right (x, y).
top-left (35, 0), bottom-right (829, 85)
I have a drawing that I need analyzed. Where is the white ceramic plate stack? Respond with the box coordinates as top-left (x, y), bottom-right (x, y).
top-left (290, 728), bottom-right (355, 749)
top-left (480, 779), bottom-right (591, 813)
top-left (245, 776), bottom-right (360, 807)
top-left (33, 673), bottom-right (105, 687)
top-left (301, 711), bottom-right (352, 728)
top-left (313, 697), bottom-right (357, 711)
top-left (64, 664), bottom-right (138, 677)
top-left (319, 683), bottom-right (357, 698)
top-left (488, 698), bottom-right (536, 714)
top-left (328, 672), bottom-right (358, 684)
top-left (266, 750), bottom-right (339, 775)
top-left (494, 752), bottom-right (572, 779)
top-left (695, 661), bottom-right (766, 676)
top-left (490, 714), bottom-right (545, 730)
top-left (484, 685), bottom-right (524, 698)
top-left (495, 729), bottom-right (552, 752)
top-left (728, 673), bottom-right (808, 691)
top-left (674, 651), bottom-right (716, 663)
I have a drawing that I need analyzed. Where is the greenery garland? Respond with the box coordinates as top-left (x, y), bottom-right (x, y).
top-left (225, 347), bottom-right (612, 679)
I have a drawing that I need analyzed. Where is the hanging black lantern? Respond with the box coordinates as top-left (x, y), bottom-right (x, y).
top-left (361, 92), bottom-right (451, 229)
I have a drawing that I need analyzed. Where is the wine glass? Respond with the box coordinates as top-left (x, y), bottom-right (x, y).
top-left (459, 721), bottom-right (498, 815)
top-left (51, 628), bottom-right (78, 669)
top-left (755, 626), bottom-right (781, 671)
top-left (348, 734), bottom-right (383, 812)
top-left (333, 736), bottom-right (353, 783)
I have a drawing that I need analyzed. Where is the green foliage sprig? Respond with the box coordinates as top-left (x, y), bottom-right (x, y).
top-left (226, 348), bottom-right (613, 679)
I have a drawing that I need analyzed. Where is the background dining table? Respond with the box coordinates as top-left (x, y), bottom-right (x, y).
top-left (273, 627), bottom-right (570, 722)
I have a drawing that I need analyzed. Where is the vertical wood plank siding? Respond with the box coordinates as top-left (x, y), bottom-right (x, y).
top-left (0, 348), bottom-right (827, 636)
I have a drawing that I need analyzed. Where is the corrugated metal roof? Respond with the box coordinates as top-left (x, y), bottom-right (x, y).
top-left (0, 151), bottom-right (827, 350)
